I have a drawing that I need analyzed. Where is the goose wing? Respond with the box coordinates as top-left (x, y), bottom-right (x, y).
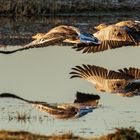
top-left (0, 33), bottom-right (66, 54)
top-left (0, 25), bottom-right (79, 54)
top-left (21, 25), bottom-right (80, 49)
top-left (115, 20), bottom-right (140, 33)
top-left (118, 67), bottom-right (140, 80)
top-left (72, 25), bottom-right (137, 53)
top-left (0, 24), bottom-right (101, 54)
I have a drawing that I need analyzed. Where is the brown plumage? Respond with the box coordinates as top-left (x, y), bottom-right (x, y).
top-left (95, 20), bottom-right (140, 32)
top-left (31, 26), bottom-right (79, 43)
top-left (115, 20), bottom-right (140, 31)
top-left (73, 20), bottom-right (140, 53)
top-left (32, 33), bottom-right (45, 40)
top-left (94, 23), bottom-right (108, 31)
top-left (0, 92), bottom-right (100, 119)
top-left (0, 25), bottom-right (99, 54)
top-left (70, 64), bottom-right (140, 97)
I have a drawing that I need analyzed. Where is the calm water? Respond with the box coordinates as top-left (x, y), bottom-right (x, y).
top-left (0, 14), bottom-right (140, 137)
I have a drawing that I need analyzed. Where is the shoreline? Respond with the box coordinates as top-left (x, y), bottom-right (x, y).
top-left (0, 0), bottom-right (140, 17)
top-left (0, 11), bottom-right (140, 17)
top-left (0, 127), bottom-right (139, 140)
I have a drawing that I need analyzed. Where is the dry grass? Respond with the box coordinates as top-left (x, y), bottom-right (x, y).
top-left (0, 131), bottom-right (85, 140)
top-left (7, 111), bottom-right (49, 123)
top-left (0, 127), bottom-right (140, 140)
top-left (104, 127), bottom-right (140, 140)
top-left (8, 112), bottom-right (31, 123)
top-left (0, 130), bottom-right (48, 140)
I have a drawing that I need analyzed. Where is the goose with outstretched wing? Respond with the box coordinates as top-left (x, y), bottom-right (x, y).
top-left (73, 20), bottom-right (140, 53)
top-left (0, 92), bottom-right (100, 119)
top-left (0, 25), bottom-right (100, 54)
top-left (70, 64), bottom-right (140, 97)
top-left (94, 20), bottom-right (140, 31)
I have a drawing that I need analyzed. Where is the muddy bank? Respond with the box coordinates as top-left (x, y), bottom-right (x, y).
top-left (0, 0), bottom-right (140, 16)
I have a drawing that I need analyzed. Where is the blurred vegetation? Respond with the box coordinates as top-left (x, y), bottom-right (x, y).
top-left (0, 0), bottom-right (140, 17)
top-left (99, 127), bottom-right (140, 140)
top-left (0, 127), bottom-right (140, 140)
top-left (8, 112), bottom-right (31, 123)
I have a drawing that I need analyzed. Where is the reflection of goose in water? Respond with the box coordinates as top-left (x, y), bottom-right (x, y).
top-left (70, 64), bottom-right (140, 97)
top-left (0, 92), bottom-right (100, 119)
top-left (73, 20), bottom-right (140, 53)
top-left (0, 25), bottom-right (100, 54)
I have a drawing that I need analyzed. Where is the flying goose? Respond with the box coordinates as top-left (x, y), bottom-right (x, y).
top-left (0, 25), bottom-right (100, 54)
top-left (0, 92), bottom-right (100, 119)
top-left (70, 64), bottom-right (140, 97)
top-left (95, 20), bottom-right (140, 31)
top-left (73, 20), bottom-right (140, 53)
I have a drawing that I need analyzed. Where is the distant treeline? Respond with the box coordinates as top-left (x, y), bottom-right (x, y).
top-left (0, 0), bottom-right (140, 16)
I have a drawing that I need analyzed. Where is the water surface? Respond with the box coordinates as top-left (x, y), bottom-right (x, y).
top-left (0, 15), bottom-right (140, 137)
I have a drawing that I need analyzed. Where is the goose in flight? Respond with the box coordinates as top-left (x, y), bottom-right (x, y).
top-left (0, 25), bottom-right (100, 54)
top-left (73, 20), bottom-right (140, 53)
top-left (94, 20), bottom-right (140, 31)
top-left (0, 92), bottom-right (100, 119)
top-left (70, 64), bottom-right (140, 97)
